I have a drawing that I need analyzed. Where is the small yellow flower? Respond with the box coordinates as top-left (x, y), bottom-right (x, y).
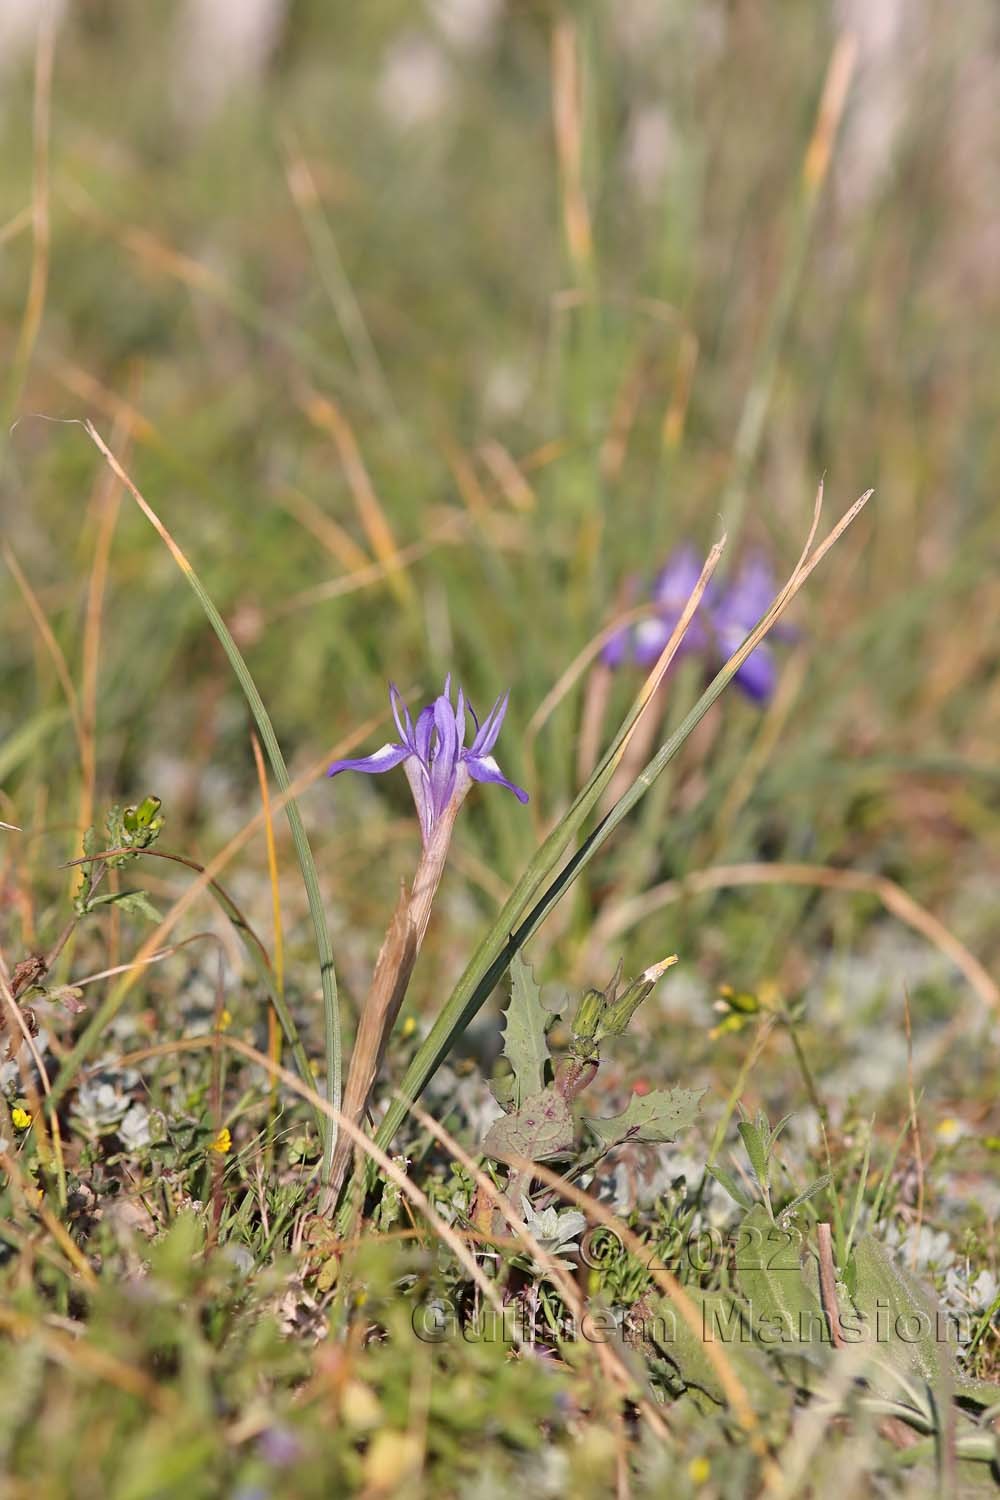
top-left (401, 1016), bottom-right (417, 1039)
top-left (688, 1456), bottom-right (711, 1485)
top-left (210, 1127), bottom-right (232, 1155)
top-left (11, 1106), bottom-right (32, 1131)
top-left (935, 1117), bottom-right (964, 1145)
top-left (216, 1009), bottom-right (232, 1032)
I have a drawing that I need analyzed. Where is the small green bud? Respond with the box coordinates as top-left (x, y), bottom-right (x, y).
top-left (598, 956), bottom-right (677, 1039)
top-left (572, 987), bottom-right (605, 1043)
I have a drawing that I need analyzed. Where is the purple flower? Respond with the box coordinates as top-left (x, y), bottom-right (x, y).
top-left (601, 545), bottom-right (712, 671)
top-left (328, 677), bottom-right (528, 842)
top-left (600, 546), bottom-right (790, 703)
top-left (633, 544), bottom-right (712, 667)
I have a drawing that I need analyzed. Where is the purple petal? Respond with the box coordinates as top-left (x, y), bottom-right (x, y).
top-left (455, 685), bottom-right (467, 749)
top-left (327, 742), bottom-right (410, 778)
top-left (389, 683), bottom-right (415, 749)
top-left (414, 704), bottom-right (435, 764)
top-left (428, 693), bottom-right (459, 817)
top-left (403, 757), bottom-right (435, 841)
top-left (470, 691), bottom-right (509, 756)
top-left (733, 647), bottom-right (777, 702)
top-left (465, 753), bottom-right (529, 802)
top-left (633, 617), bottom-right (674, 668)
top-left (652, 545), bottom-right (712, 611)
top-left (714, 553), bottom-right (776, 631)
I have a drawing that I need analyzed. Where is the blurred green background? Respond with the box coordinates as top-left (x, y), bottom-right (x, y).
top-left (2, 0), bottom-right (998, 1094)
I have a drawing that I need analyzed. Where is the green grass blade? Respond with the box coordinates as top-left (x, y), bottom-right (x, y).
top-left (72, 424), bottom-right (341, 1176)
top-left (843, 1116), bottom-right (875, 1269)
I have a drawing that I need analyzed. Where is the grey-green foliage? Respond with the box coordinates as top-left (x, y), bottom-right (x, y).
top-left (500, 953), bottom-right (551, 1107)
top-left (649, 1203), bottom-right (999, 1470)
top-left (734, 1203), bottom-right (829, 1351)
top-left (847, 1234), bottom-right (998, 1409)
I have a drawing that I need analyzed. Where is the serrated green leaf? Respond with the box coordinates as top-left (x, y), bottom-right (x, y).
top-left (482, 1087), bottom-right (574, 1164)
top-left (501, 953), bottom-right (550, 1107)
top-left (584, 1087), bottom-right (703, 1148)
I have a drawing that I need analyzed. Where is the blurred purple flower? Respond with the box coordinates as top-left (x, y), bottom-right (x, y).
top-left (328, 677), bottom-right (527, 842)
top-left (600, 547), bottom-right (790, 702)
top-left (600, 546), bottom-right (709, 669)
top-left (634, 544), bottom-right (711, 667)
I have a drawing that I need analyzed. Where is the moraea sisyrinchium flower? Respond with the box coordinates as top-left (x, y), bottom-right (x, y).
top-left (601, 547), bottom-right (793, 703)
top-left (327, 677), bottom-right (528, 843)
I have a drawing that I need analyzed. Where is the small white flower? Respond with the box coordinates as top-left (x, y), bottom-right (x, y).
top-left (72, 1080), bottom-right (129, 1135)
top-left (520, 1198), bottom-right (588, 1273)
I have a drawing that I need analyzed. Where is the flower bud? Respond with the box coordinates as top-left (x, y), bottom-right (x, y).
top-left (598, 956), bottom-right (677, 1039)
top-left (571, 987), bottom-right (605, 1043)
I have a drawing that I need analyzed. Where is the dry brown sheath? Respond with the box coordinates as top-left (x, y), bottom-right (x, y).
top-left (325, 787), bottom-right (467, 1205)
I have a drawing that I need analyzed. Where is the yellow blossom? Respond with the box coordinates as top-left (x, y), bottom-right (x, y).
top-left (401, 1016), bottom-right (417, 1039)
top-left (210, 1127), bottom-right (232, 1154)
top-left (11, 1106), bottom-right (32, 1131)
top-left (688, 1456), bottom-right (711, 1485)
top-left (217, 1009), bottom-right (232, 1032)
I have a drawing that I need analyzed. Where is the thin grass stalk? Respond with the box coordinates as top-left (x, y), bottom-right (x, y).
top-left (283, 137), bottom-right (400, 431)
top-left (719, 35), bottom-right (856, 545)
top-left (250, 732), bottom-right (285, 1163)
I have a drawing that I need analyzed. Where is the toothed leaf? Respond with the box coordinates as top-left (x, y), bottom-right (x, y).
top-left (584, 1087), bottom-right (703, 1148)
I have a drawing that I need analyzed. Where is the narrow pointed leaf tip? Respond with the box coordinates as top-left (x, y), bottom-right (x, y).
top-left (328, 677), bottom-right (528, 840)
